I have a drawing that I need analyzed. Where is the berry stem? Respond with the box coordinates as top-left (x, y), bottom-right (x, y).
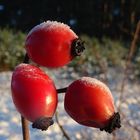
top-left (21, 116), bottom-right (30, 140)
top-left (21, 53), bottom-right (30, 140)
top-left (57, 87), bottom-right (67, 93)
top-left (55, 112), bottom-right (71, 140)
top-left (23, 53), bottom-right (30, 64)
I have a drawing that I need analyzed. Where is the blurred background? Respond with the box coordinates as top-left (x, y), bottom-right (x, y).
top-left (0, 0), bottom-right (140, 140)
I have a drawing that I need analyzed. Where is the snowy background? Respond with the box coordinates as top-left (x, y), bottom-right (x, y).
top-left (0, 66), bottom-right (140, 140)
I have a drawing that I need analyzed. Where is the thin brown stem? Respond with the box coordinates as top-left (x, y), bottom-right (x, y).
top-left (112, 132), bottom-right (116, 140)
top-left (21, 116), bottom-right (30, 140)
top-left (23, 53), bottom-right (30, 63)
top-left (118, 20), bottom-right (140, 112)
top-left (113, 20), bottom-right (140, 140)
top-left (21, 53), bottom-right (30, 140)
top-left (57, 87), bottom-right (67, 93)
top-left (55, 112), bottom-right (71, 140)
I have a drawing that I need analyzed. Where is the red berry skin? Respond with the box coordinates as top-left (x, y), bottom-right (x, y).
top-left (25, 21), bottom-right (78, 68)
top-left (64, 77), bottom-right (115, 129)
top-left (11, 63), bottom-right (57, 122)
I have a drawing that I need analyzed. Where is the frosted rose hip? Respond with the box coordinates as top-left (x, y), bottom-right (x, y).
top-left (25, 21), bottom-right (85, 68)
top-left (64, 77), bottom-right (121, 133)
top-left (11, 63), bottom-right (58, 130)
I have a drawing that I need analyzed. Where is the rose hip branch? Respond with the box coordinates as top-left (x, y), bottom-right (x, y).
top-left (11, 21), bottom-right (121, 140)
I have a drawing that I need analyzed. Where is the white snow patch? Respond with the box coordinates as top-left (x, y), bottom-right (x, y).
top-left (0, 69), bottom-right (140, 140)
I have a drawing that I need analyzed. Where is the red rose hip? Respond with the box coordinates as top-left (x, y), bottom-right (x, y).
top-left (25, 21), bottom-right (85, 68)
top-left (11, 63), bottom-right (58, 130)
top-left (64, 77), bottom-right (121, 133)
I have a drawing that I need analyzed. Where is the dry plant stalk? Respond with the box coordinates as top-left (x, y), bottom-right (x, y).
top-left (118, 20), bottom-right (140, 112)
top-left (21, 54), bottom-right (30, 140)
top-left (55, 112), bottom-right (71, 140)
top-left (21, 116), bottom-right (30, 140)
top-left (112, 21), bottom-right (140, 140)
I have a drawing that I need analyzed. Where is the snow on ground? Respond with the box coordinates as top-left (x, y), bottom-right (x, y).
top-left (0, 67), bottom-right (140, 140)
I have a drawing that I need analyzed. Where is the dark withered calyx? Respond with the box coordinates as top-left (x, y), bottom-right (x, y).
top-left (100, 112), bottom-right (121, 133)
top-left (71, 38), bottom-right (85, 57)
top-left (32, 117), bottom-right (54, 131)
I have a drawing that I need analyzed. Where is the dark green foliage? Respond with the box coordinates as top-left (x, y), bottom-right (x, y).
top-left (69, 35), bottom-right (128, 72)
top-left (0, 28), bottom-right (25, 71)
top-left (0, 28), bottom-right (140, 79)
